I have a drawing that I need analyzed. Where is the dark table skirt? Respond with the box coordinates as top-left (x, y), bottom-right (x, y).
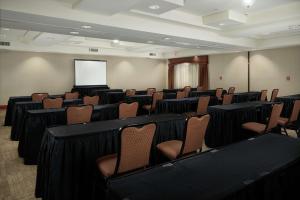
top-left (72, 85), bottom-right (109, 97)
top-left (276, 95), bottom-right (300, 117)
top-left (233, 92), bottom-right (261, 103)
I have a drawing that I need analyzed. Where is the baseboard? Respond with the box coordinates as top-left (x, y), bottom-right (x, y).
top-left (0, 105), bottom-right (7, 109)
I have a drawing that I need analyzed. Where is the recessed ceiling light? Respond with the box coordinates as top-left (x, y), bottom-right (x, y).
top-left (2, 28), bottom-right (10, 31)
top-left (70, 31), bottom-right (79, 35)
top-left (147, 41), bottom-right (154, 44)
top-left (243, 0), bottom-right (256, 8)
top-left (163, 37), bottom-right (170, 40)
top-left (219, 23), bottom-right (225, 26)
top-left (113, 39), bottom-right (120, 44)
top-left (81, 25), bottom-right (92, 29)
top-left (149, 5), bottom-right (160, 10)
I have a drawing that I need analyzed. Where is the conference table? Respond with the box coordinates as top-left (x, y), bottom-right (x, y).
top-left (18, 104), bottom-right (118, 165)
top-left (35, 114), bottom-right (186, 200)
top-left (91, 89), bottom-right (123, 103)
top-left (71, 85), bottom-right (109, 97)
top-left (10, 99), bottom-right (82, 141)
top-left (276, 94), bottom-right (300, 117)
top-left (101, 91), bottom-right (125, 104)
top-left (233, 91), bottom-right (261, 103)
top-left (108, 134), bottom-right (300, 200)
top-left (189, 89), bottom-right (227, 97)
top-left (206, 101), bottom-right (273, 147)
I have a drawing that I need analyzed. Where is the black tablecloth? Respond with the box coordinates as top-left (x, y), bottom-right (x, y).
top-left (91, 89), bottom-right (123, 104)
top-left (206, 101), bottom-right (273, 147)
top-left (18, 104), bottom-right (118, 165)
top-left (101, 92), bottom-right (125, 104)
top-left (35, 114), bottom-right (186, 200)
top-left (163, 88), bottom-right (197, 94)
top-left (233, 92), bottom-right (261, 103)
top-left (108, 134), bottom-right (300, 200)
top-left (72, 85), bottom-right (109, 97)
top-left (189, 89), bottom-right (227, 97)
top-left (10, 99), bottom-right (82, 141)
top-left (125, 95), bottom-right (152, 115)
top-left (276, 94), bottom-right (300, 117)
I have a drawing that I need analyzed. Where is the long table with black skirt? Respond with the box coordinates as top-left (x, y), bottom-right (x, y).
top-left (72, 85), bottom-right (109, 97)
top-left (233, 91), bottom-right (261, 103)
top-left (102, 92), bottom-right (125, 104)
top-left (276, 94), bottom-right (300, 117)
top-left (189, 89), bottom-right (227, 97)
top-left (91, 89), bottom-right (123, 104)
top-left (206, 101), bottom-right (273, 147)
top-left (35, 114), bottom-right (186, 200)
top-left (163, 88), bottom-right (197, 94)
top-left (10, 99), bottom-right (82, 141)
top-left (108, 134), bottom-right (300, 200)
top-left (18, 104), bottom-right (118, 165)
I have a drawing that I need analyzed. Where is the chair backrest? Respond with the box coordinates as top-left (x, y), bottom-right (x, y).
top-left (228, 87), bottom-right (235, 94)
top-left (222, 94), bottom-right (233, 105)
top-left (260, 90), bottom-right (268, 101)
top-left (147, 88), bottom-right (156, 96)
top-left (289, 100), bottom-right (300, 123)
top-left (197, 86), bottom-right (203, 91)
top-left (43, 98), bottom-right (63, 109)
top-left (216, 88), bottom-right (223, 99)
top-left (183, 86), bottom-right (192, 97)
top-left (65, 92), bottom-right (79, 100)
top-left (176, 91), bottom-right (186, 99)
top-left (32, 93), bottom-right (49, 102)
top-left (180, 115), bottom-right (210, 156)
top-left (197, 96), bottom-right (210, 114)
top-left (83, 96), bottom-right (99, 106)
top-left (151, 92), bottom-right (164, 110)
top-left (270, 89), bottom-right (279, 102)
top-left (115, 123), bottom-right (156, 175)
top-left (66, 105), bottom-right (93, 125)
top-left (119, 102), bottom-right (139, 119)
top-left (266, 103), bottom-right (283, 132)
top-left (125, 89), bottom-right (136, 97)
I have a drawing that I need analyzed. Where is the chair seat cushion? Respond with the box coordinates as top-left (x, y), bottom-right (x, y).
top-left (242, 122), bottom-right (266, 134)
top-left (278, 117), bottom-right (289, 126)
top-left (157, 140), bottom-right (183, 160)
top-left (96, 154), bottom-right (117, 177)
top-left (143, 105), bottom-right (152, 110)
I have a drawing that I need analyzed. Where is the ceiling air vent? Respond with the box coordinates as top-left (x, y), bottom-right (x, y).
top-left (0, 41), bottom-right (10, 46)
top-left (89, 48), bottom-right (99, 53)
top-left (149, 53), bottom-right (157, 56)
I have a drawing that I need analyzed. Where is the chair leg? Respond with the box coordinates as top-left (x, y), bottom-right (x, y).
top-left (283, 127), bottom-right (289, 136)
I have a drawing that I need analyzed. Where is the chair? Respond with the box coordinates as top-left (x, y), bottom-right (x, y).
top-left (197, 86), bottom-right (203, 91)
top-left (119, 102), bottom-right (139, 119)
top-left (228, 87), bottom-right (235, 95)
top-left (146, 88), bottom-right (156, 96)
top-left (125, 89), bottom-right (136, 97)
top-left (65, 92), bottom-right (79, 100)
top-left (183, 86), bottom-right (192, 97)
top-left (32, 93), bottom-right (49, 102)
top-left (278, 100), bottom-right (300, 136)
top-left (270, 89), bottom-right (279, 102)
top-left (260, 90), bottom-right (268, 101)
top-left (222, 94), bottom-right (233, 105)
top-left (83, 96), bottom-right (99, 106)
top-left (216, 88), bottom-right (223, 101)
top-left (197, 96), bottom-right (210, 114)
top-left (242, 103), bottom-right (283, 134)
top-left (66, 105), bottom-right (93, 125)
top-left (143, 92), bottom-right (164, 115)
top-left (176, 91), bottom-right (186, 99)
top-left (43, 98), bottom-right (63, 109)
top-left (96, 123), bottom-right (156, 177)
top-left (157, 115), bottom-right (210, 160)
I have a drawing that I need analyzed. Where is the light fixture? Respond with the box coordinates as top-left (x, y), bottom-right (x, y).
top-left (163, 37), bottom-right (170, 40)
top-left (147, 41), bottom-right (154, 44)
top-left (243, 0), bottom-right (255, 8)
top-left (2, 28), bottom-right (10, 31)
top-left (70, 31), bottom-right (79, 35)
top-left (81, 25), bottom-right (92, 29)
top-left (112, 39), bottom-right (120, 44)
top-left (219, 23), bottom-right (225, 26)
top-left (149, 5), bottom-right (160, 10)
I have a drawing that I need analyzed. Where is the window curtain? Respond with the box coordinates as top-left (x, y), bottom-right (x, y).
top-left (174, 63), bottom-right (199, 88)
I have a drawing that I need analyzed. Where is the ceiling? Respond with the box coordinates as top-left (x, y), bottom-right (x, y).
top-left (0, 0), bottom-right (300, 58)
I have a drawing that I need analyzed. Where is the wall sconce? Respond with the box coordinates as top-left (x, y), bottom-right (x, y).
top-left (286, 75), bottom-right (291, 81)
top-left (219, 76), bottom-right (223, 80)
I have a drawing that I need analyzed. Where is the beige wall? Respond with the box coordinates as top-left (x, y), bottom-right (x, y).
top-left (209, 46), bottom-right (300, 98)
top-left (0, 51), bottom-right (167, 105)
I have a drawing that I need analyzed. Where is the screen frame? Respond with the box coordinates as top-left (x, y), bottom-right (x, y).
top-left (74, 59), bottom-right (107, 86)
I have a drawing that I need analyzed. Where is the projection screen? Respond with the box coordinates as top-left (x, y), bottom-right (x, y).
top-left (74, 59), bottom-right (107, 86)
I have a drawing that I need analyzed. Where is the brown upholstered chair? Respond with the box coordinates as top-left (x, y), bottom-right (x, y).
top-left (43, 98), bottom-right (63, 109)
top-left (143, 92), bottom-right (164, 115)
top-left (197, 86), bottom-right (203, 91)
top-left (65, 92), bottom-right (79, 100)
top-left (96, 123), bottom-right (156, 177)
top-left (146, 88), bottom-right (156, 96)
top-left (278, 100), bottom-right (300, 136)
top-left (66, 105), bottom-right (93, 125)
top-left (157, 115), bottom-right (210, 160)
top-left (260, 90), bottom-right (268, 101)
top-left (222, 94), bottom-right (233, 105)
top-left (32, 93), bottom-right (49, 102)
top-left (228, 87), bottom-right (235, 95)
top-left (125, 89), bottom-right (136, 97)
top-left (242, 103), bottom-right (283, 134)
top-left (176, 91), bottom-right (186, 99)
top-left (119, 102), bottom-right (139, 119)
top-left (83, 96), bottom-right (99, 106)
top-left (183, 86), bottom-right (192, 97)
top-left (197, 96), bottom-right (210, 114)
top-left (270, 89), bottom-right (279, 102)
top-left (216, 88), bottom-right (223, 101)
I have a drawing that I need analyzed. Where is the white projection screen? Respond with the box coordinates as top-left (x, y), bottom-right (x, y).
top-left (74, 59), bottom-right (107, 86)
